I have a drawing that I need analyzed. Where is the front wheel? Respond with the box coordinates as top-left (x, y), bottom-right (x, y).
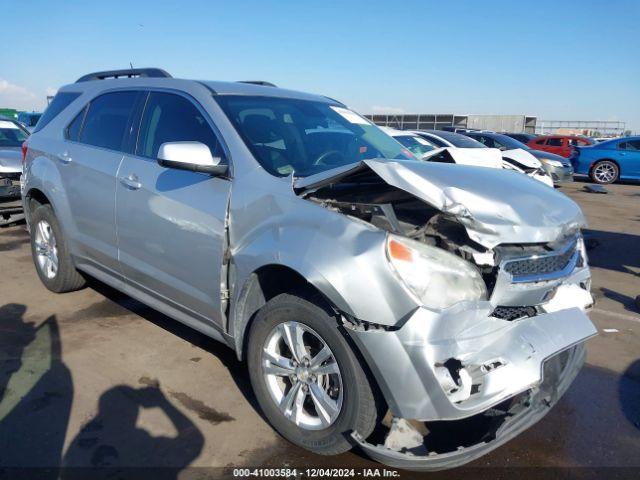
top-left (247, 293), bottom-right (380, 455)
top-left (590, 160), bottom-right (619, 184)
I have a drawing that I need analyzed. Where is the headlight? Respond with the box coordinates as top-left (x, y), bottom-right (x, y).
top-left (385, 234), bottom-right (487, 309)
top-left (541, 159), bottom-right (564, 168)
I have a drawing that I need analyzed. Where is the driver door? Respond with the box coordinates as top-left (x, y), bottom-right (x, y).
top-left (115, 91), bottom-right (231, 328)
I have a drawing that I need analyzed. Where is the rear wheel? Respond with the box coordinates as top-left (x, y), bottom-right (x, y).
top-left (247, 293), bottom-right (380, 455)
top-left (30, 204), bottom-right (85, 293)
top-left (590, 160), bottom-right (619, 184)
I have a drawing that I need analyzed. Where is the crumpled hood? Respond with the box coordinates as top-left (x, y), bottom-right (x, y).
top-left (0, 148), bottom-right (22, 174)
top-left (502, 148), bottom-right (542, 169)
top-left (294, 159), bottom-right (585, 249)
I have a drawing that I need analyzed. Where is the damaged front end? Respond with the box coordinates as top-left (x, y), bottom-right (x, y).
top-left (354, 344), bottom-right (586, 470)
top-left (295, 159), bottom-right (596, 469)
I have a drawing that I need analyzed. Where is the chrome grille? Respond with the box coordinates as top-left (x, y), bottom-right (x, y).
top-left (502, 238), bottom-right (579, 283)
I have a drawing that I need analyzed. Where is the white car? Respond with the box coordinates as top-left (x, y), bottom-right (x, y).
top-left (411, 129), bottom-right (554, 187)
top-left (381, 127), bottom-right (504, 168)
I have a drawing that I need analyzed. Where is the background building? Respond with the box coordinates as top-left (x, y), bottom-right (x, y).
top-left (366, 113), bottom-right (630, 137)
top-left (365, 113), bottom-right (537, 133)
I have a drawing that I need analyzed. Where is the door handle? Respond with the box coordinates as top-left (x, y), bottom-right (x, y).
top-left (57, 152), bottom-right (72, 164)
top-left (119, 173), bottom-right (142, 190)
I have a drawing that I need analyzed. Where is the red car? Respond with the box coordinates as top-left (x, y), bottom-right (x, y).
top-left (528, 135), bottom-right (595, 158)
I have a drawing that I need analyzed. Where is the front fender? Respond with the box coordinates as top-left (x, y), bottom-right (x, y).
top-left (226, 172), bottom-right (419, 339)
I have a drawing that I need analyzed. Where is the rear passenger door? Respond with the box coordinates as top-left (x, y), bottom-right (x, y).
top-left (115, 91), bottom-right (231, 328)
top-left (61, 90), bottom-right (141, 274)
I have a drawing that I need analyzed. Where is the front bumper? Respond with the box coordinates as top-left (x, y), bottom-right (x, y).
top-left (546, 164), bottom-right (574, 183)
top-left (0, 174), bottom-right (21, 200)
top-left (353, 343), bottom-right (586, 471)
top-left (349, 298), bottom-right (595, 421)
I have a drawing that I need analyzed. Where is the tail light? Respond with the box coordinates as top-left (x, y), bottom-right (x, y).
top-left (21, 140), bottom-right (28, 166)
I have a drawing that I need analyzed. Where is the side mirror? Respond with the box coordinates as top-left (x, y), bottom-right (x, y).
top-left (157, 141), bottom-right (228, 176)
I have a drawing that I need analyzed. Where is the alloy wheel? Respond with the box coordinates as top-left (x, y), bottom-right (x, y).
top-left (34, 220), bottom-right (58, 279)
top-left (593, 162), bottom-right (617, 183)
top-left (262, 321), bottom-right (343, 430)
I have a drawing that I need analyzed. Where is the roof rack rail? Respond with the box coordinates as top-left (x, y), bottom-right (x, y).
top-left (76, 68), bottom-right (172, 83)
top-left (237, 80), bottom-right (277, 87)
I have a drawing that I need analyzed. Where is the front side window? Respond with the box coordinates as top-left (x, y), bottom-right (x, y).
top-left (215, 96), bottom-right (412, 177)
top-left (474, 135), bottom-right (496, 148)
top-left (0, 120), bottom-right (29, 147)
top-left (137, 92), bottom-right (222, 159)
top-left (80, 91), bottom-right (138, 151)
top-left (547, 138), bottom-right (564, 146)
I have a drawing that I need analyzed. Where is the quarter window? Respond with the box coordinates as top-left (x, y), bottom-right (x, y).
top-left (66, 107), bottom-right (86, 141)
top-left (137, 92), bottom-right (222, 159)
top-left (80, 91), bottom-right (138, 151)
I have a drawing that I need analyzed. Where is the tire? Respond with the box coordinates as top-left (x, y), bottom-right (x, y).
top-left (590, 160), bottom-right (619, 184)
top-left (30, 204), bottom-right (86, 293)
top-left (247, 293), bottom-right (380, 455)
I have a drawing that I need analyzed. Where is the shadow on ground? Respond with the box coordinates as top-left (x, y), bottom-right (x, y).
top-left (83, 278), bottom-right (262, 414)
top-left (0, 302), bottom-right (206, 480)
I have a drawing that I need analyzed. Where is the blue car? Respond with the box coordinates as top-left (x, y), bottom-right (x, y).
top-left (571, 136), bottom-right (640, 184)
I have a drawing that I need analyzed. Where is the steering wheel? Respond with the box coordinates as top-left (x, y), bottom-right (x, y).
top-left (313, 150), bottom-right (346, 166)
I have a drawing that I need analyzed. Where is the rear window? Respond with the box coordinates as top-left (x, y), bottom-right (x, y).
top-left (79, 91), bottom-right (138, 151)
top-left (0, 120), bottom-right (29, 147)
top-left (434, 131), bottom-right (486, 148)
top-left (33, 92), bottom-right (82, 133)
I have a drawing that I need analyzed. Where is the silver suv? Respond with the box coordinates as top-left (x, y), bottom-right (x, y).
top-left (22, 69), bottom-right (596, 470)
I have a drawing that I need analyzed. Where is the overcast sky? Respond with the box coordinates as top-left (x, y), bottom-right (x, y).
top-left (1, 0), bottom-right (638, 131)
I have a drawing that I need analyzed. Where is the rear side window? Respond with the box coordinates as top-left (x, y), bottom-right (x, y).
top-left (137, 92), bottom-right (222, 159)
top-left (80, 91), bottom-right (138, 151)
top-left (619, 140), bottom-right (640, 151)
top-left (32, 92), bottom-right (81, 133)
top-left (547, 138), bottom-right (564, 146)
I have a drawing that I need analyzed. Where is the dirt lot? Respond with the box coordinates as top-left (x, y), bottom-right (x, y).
top-left (0, 181), bottom-right (639, 478)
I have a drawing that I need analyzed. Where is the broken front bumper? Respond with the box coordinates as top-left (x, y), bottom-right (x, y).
top-left (352, 344), bottom-right (586, 471)
top-left (348, 301), bottom-right (596, 421)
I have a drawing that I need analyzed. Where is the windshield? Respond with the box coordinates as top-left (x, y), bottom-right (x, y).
top-left (215, 96), bottom-right (414, 177)
top-left (394, 135), bottom-right (436, 158)
top-left (0, 120), bottom-right (28, 147)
